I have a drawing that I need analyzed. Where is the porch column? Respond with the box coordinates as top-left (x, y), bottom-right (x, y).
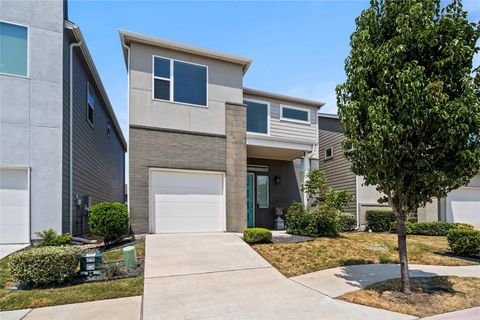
top-left (303, 152), bottom-right (310, 207)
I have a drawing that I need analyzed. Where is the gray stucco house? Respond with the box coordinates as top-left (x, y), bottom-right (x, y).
top-left (120, 30), bottom-right (323, 233)
top-left (0, 0), bottom-right (126, 244)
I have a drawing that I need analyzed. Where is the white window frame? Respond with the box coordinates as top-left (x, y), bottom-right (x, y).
top-left (87, 83), bottom-right (94, 127)
top-left (0, 20), bottom-right (29, 78)
top-left (151, 55), bottom-right (208, 108)
top-left (325, 147), bottom-right (334, 159)
top-left (280, 105), bottom-right (311, 124)
top-left (244, 98), bottom-right (270, 136)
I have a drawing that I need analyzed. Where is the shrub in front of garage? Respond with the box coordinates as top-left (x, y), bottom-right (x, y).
top-left (390, 221), bottom-right (474, 236)
top-left (339, 214), bottom-right (356, 232)
top-left (366, 210), bottom-right (395, 232)
top-left (35, 229), bottom-right (72, 247)
top-left (447, 229), bottom-right (480, 257)
top-left (89, 202), bottom-right (129, 243)
top-left (243, 228), bottom-right (272, 244)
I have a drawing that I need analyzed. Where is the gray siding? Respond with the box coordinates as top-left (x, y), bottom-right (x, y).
top-left (318, 117), bottom-right (356, 214)
top-left (62, 32), bottom-right (126, 235)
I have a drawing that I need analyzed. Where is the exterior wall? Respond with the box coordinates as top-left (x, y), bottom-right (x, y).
top-left (317, 117), bottom-right (356, 214)
top-left (356, 176), bottom-right (390, 225)
top-left (225, 103), bottom-right (247, 232)
top-left (244, 92), bottom-right (318, 144)
top-left (129, 126), bottom-right (226, 234)
top-left (62, 33), bottom-right (126, 235)
top-left (0, 0), bottom-right (64, 239)
top-left (417, 198), bottom-right (439, 222)
top-left (129, 42), bottom-right (243, 136)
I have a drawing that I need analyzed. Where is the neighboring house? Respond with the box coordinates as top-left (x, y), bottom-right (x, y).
top-left (0, 0), bottom-right (126, 244)
top-left (317, 113), bottom-right (480, 230)
top-left (120, 30), bottom-right (323, 233)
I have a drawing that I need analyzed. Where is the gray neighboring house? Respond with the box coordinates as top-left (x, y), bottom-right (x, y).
top-left (318, 113), bottom-right (480, 229)
top-left (0, 0), bottom-right (126, 244)
top-left (120, 30), bottom-right (323, 233)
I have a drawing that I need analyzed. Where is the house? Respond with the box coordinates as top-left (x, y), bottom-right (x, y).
top-left (120, 30), bottom-right (323, 233)
top-left (318, 113), bottom-right (480, 230)
top-left (0, 0), bottom-right (127, 244)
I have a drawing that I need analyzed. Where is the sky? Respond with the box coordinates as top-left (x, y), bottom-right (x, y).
top-left (68, 0), bottom-right (480, 138)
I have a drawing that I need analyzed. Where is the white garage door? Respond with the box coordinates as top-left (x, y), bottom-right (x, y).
top-left (150, 169), bottom-right (224, 233)
top-left (0, 168), bottom-right (30, 244)
top-left (446, 187), bottom-right (480, 229)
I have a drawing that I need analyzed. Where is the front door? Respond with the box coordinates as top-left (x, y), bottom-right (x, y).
top-left (247, 173), bottom-right (254, 228)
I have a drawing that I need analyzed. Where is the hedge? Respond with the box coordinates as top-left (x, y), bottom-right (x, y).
top-left (243, 228), bottom-right (272, 244)
top-left (89, 202), bottom-right (129, 243)
top-left (366, 210), bottom-right (395, 232)
top-left (9, 246), bottom-right (81, 287)
top-left (447, 229), bottom-right (480, 257)
top-left (286, 207), bottom-right (340, 237)
top-left (390, 221), bottom-right (474, 236)
top-left (339, 214), bottom-right (356, 232)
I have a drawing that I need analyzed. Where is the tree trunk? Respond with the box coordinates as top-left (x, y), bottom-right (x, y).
top-left (396, 210), bottom-right (411, 293)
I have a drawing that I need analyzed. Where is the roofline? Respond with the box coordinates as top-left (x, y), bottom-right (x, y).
top-left (243, 87), bottom-right (325, 108)
top-left (65, 21), bottom-right (127, 150)
top-left (318, 113), bottom-right (339, 119)
top-left (118, 29), bottom-right (252, 74)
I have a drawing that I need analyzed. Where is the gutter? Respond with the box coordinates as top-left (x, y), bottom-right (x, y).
top-left (121, 39), bottom-right (131, 229)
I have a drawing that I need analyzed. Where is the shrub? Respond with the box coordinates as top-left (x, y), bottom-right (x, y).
top-left (9, 246), bottom-right (81, 287)
top-left (390, 221), bottom-right (474, 236)
top-left (447, 229), bottom-right (480, 257)
top-left (339, 214), bottom-right (356, 232)
top-left (243, 228), bottom-right (272, 244)
top-left (89, 202), bottom-right (129, 243)
top-left (286, 203), bottom-right (340, 237)
top-left (35, 229), bottom-right (71, 247)
top-left (311, 208), bottom-right (341, 237)
top-left (366, 210), bottom-right (395, 232)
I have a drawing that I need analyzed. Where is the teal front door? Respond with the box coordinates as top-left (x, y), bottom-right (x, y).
top-left (247, 173), bottom-right (254, 228)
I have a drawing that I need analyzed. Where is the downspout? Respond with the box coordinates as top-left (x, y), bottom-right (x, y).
top-left (121, 39), bottom-right (131, 230)
top-left (69, 39), bottom-right (82, 235)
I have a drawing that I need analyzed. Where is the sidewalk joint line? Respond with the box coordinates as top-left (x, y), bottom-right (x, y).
top-left (145, 265), bottom-right (273, 279)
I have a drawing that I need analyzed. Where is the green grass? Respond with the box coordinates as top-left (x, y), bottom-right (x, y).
top-left (0, 242), bottom-right (144, 311)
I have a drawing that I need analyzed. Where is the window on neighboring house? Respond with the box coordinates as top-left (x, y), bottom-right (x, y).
top-left (256, 175), bottom-right (269, 209)
top-left (245, 99), bottom-right (269, 134)
top-left (281, 105), bottom-right (310, 124)
top-left (0, 21), bottom-right (28, 76)
top-left (325, 147), bottom-right (333, 159)
top-left (106, 119), bottom-right (111, 137)
top-left (153, 56), bottom-right (207, 107)
top-left (87, 84), bottom-right (94, 126)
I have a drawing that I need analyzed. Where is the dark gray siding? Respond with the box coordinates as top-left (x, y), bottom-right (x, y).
top-left (62, 32), bottom-right (126, 235)
top-left (318, 116), bottom-right (356, 214)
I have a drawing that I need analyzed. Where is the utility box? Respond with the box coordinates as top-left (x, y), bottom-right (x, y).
top-left (80, 251), bottom-right (103, 276)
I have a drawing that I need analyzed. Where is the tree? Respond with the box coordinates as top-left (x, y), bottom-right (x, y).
top-left (336, 0), bottom-right (480, 293)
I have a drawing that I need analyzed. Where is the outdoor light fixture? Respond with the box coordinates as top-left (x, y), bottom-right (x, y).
top-left (274, 176), bottom-right (281, 184)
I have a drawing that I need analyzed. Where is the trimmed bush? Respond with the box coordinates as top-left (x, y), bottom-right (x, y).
top-left (35, 229), bottom-right (71, 247)
top-left (243, 228), bottom-right (272, 244)
top-left (447, 229), bottom-right (480, 257)
top-left (366, 210), bottom-right (395, 232)
top-left (339, 214), bottom-right (356, 232)
top-left (390, 221), bottom-right (474, 236)
top-left (89, 202), bottom-right (129, 243)
top-left (286, 204), bottom-right (340, 237)
top-left (9, 246), bottom-right (81, 287)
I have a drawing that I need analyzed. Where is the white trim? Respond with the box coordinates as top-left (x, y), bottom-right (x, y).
top-left (247, 136), bottom-right (314, 152)
top-left (0, 20), bottom-right (29, 78)
top-left (280, 105), bottom-right (311, 124)
top-left (324, 147), bottom-right (334, 159)
top-left (244, 97), bottom-right (270, 136)
top-left (86, 82), bottom-right (95, 127)
top-left (148, 168), bottom-right (226, 233)
top-left (152, 54), bottom-right (209, 108)
top-left (247, 172), bottom-right (256, 227)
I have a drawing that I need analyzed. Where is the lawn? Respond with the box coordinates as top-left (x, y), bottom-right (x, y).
top-left (252, 232), bottom-right (480, 277)
top-left (339, 276), bottom-right (480, 317)
top-left (0, 242), bottom-right (145, 311)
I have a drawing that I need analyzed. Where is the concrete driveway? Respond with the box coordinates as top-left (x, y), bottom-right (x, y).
top-left (142, 233), bottom-right (414, 320)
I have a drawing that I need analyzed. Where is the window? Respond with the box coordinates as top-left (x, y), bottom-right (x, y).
top-left (325, 147), bottom-right (333, 159)
top-left (106, 119), bottom-right (111, 137)
top-left (299, 158), bottom-right (305, 183)
top-left (153, 56), bottom-right (207, 107)
top-left (280, 105), bottom-right (310, 124)
top-left (247, 165), bottom-right (269, 173)
top-left (87, 84), bottom-right (94, 126)
top-left (245, 99), bottom-right (269, 134)
top-left (256, 175), bottom-right (269, 209)
top-left (0, 21), bottom-right (28, 76)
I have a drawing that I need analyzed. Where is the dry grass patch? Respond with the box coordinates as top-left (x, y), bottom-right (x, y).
top-left (252, 232), bottom-right (479, 277)
top-left (339, 276), bottom-right (480, 317)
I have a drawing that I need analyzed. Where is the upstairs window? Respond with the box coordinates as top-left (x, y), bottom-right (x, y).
top-left (0, 21), bottom-right (28, 76)
top-left (153, 56), bottom-right (207, 107)
top-left (281, 105), bottom-right (310, 124)
top-left (87, 84), bottom-right (94, 126)
top-left (245, 99), bottom-right (269, 135)
top-left (325, 147), bottom-right (333, 159)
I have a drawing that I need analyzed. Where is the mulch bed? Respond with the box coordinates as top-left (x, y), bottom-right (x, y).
top-left (272, 234), bottom-right (314, 244)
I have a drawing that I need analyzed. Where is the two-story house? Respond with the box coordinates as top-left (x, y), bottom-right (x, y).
top-left (0, 0), bottom-right (126, 244)
top-left (120, 30), bottom-right (323, 233)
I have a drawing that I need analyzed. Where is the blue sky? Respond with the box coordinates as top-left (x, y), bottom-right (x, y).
top-left (69, 0), bottom-right (480, 136)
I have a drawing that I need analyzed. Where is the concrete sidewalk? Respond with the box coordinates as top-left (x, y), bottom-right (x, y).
top-left (0, 244), bottom-right (29, 260)
top-left (422, 307), bottom-right (480, 320)
top-left (292, 263), bottom-right (480, 297)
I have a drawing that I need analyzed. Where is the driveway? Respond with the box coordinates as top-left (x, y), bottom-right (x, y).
top-left (142, 233), bottom-right (414, 320)
top-left (0, 244), bottom-right (29, 260)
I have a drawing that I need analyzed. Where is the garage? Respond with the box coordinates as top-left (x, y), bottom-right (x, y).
top-left (0, 168), bottom-right (30, 244)
top-left (446, 186), bottom-right (480, 230)
top-left (150, 169), bottom-right (225, 233)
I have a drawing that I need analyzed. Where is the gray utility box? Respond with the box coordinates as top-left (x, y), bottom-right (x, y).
top-left (80, 252), bottom-right (103, 276)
